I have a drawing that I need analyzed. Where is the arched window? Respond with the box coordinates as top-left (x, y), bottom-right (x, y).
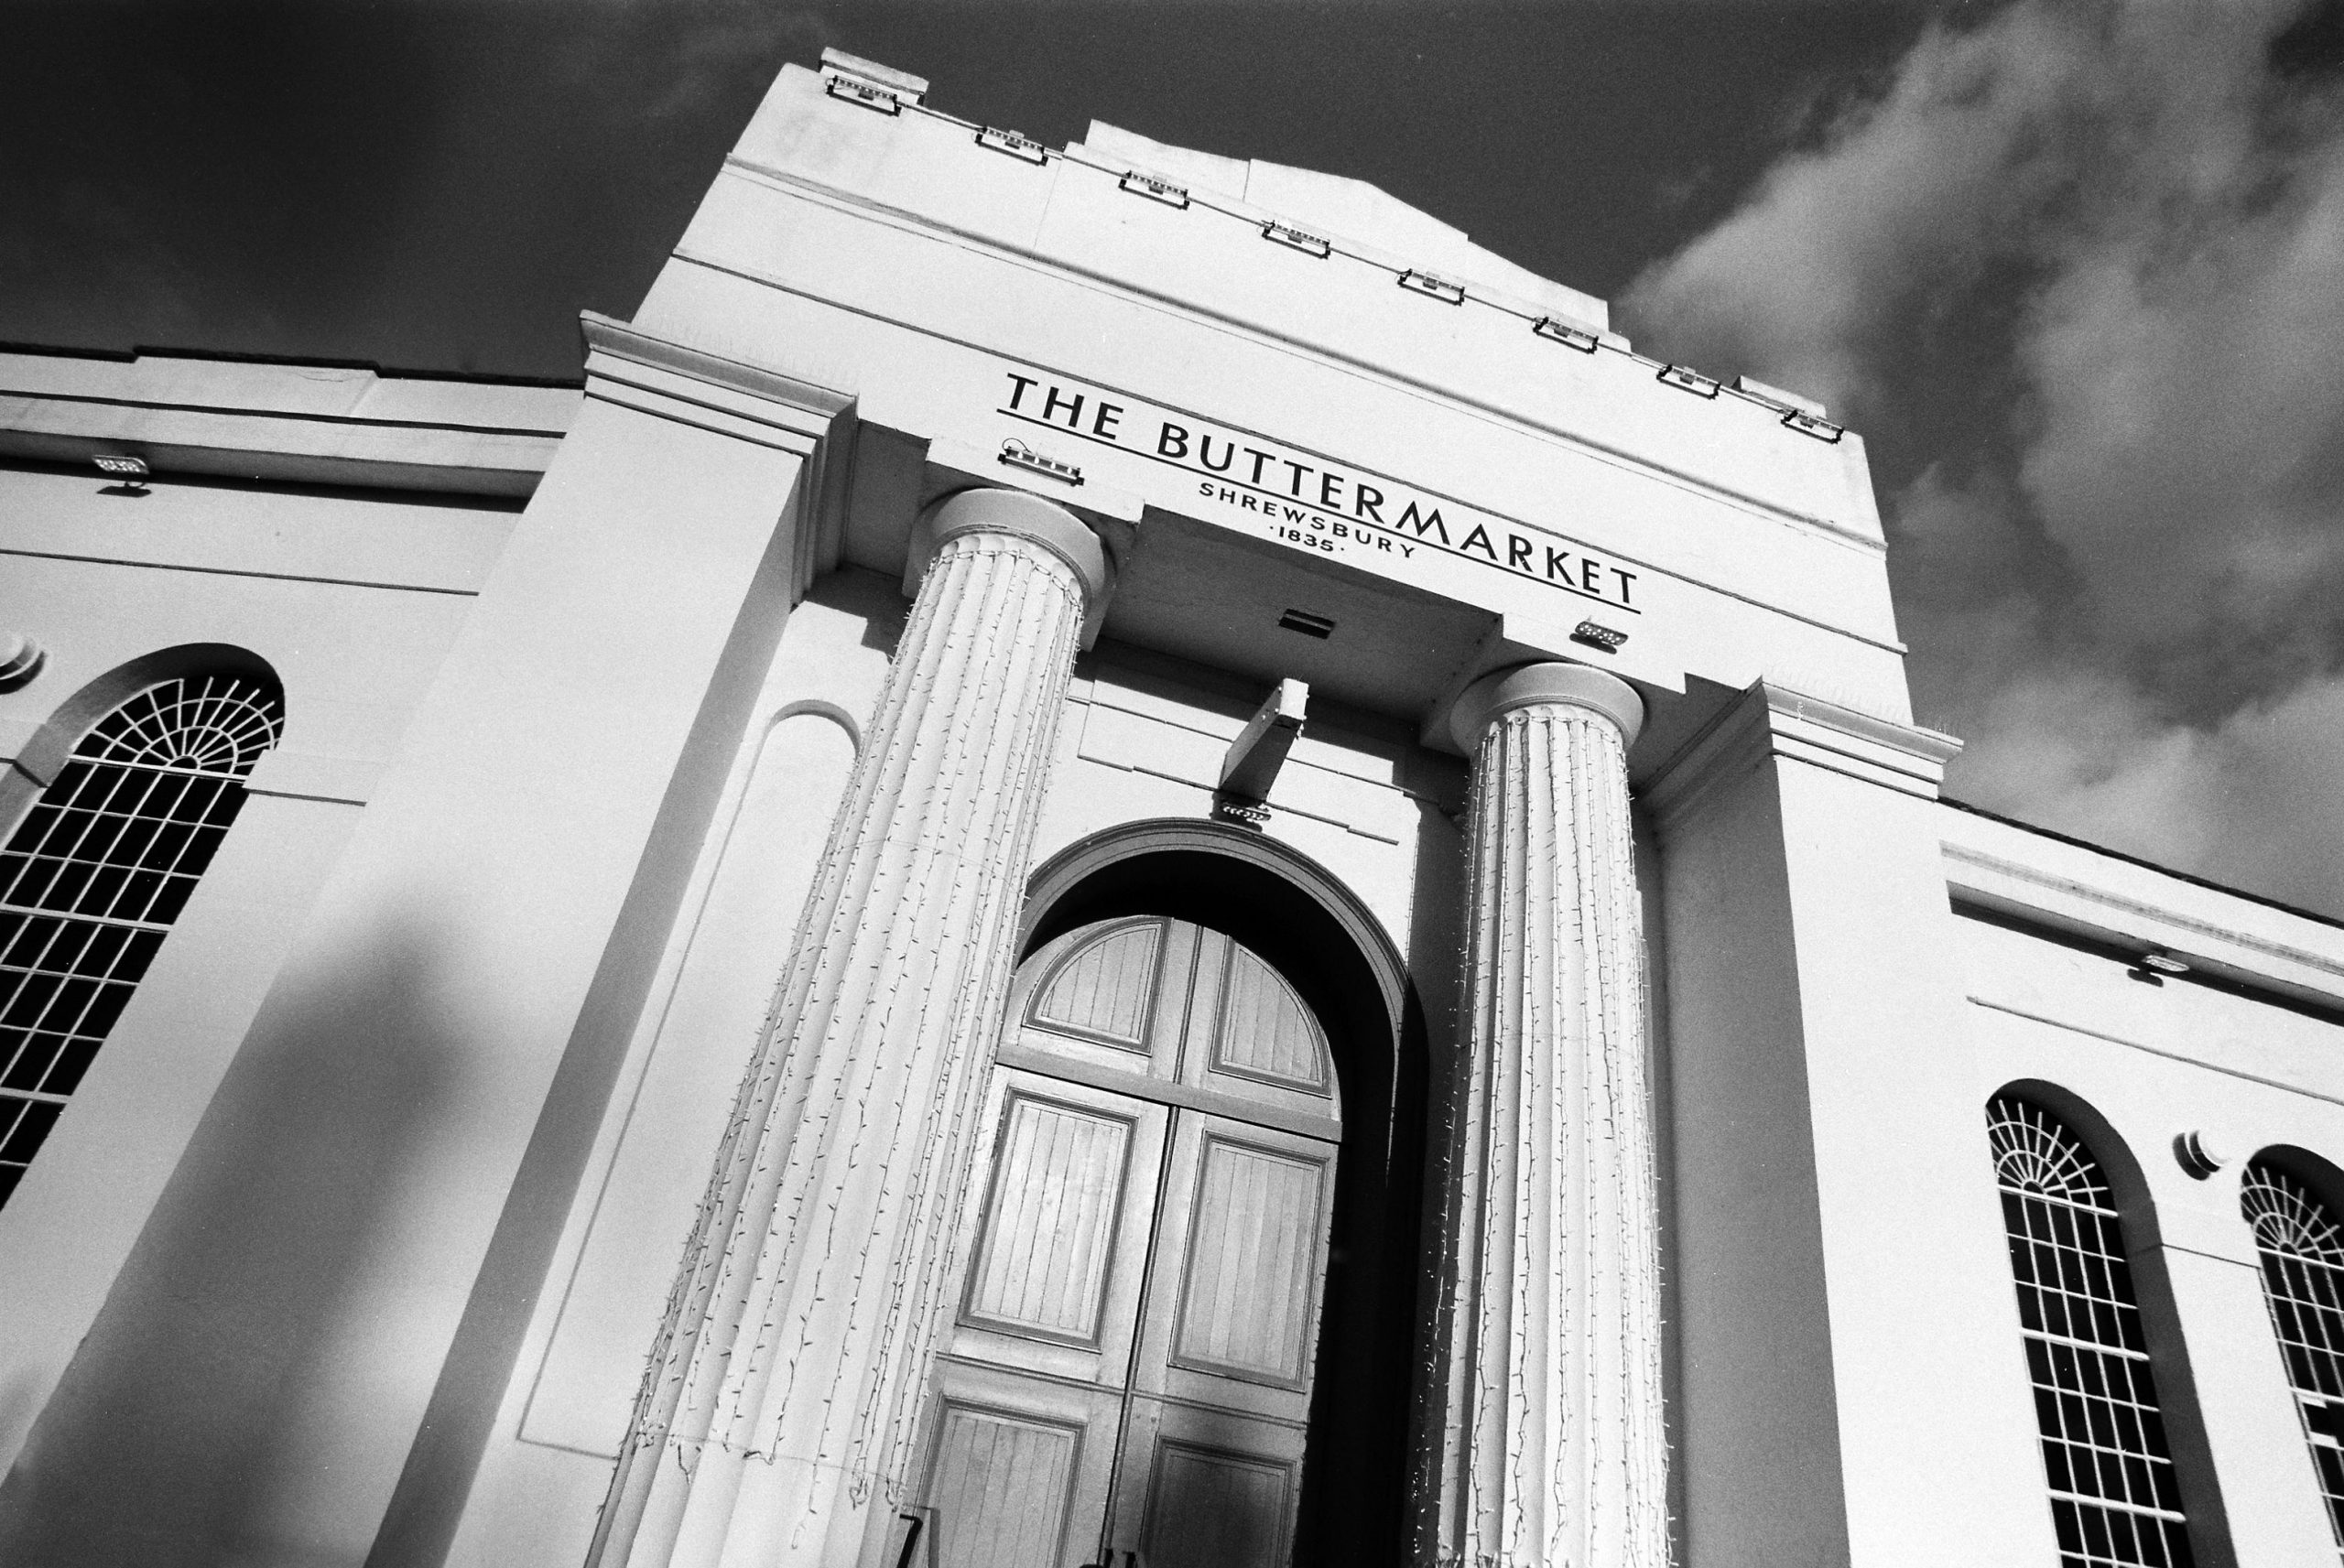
top-left (1988, 1095), bottom-right (2197, 1568)
top-left (2241, 1160), bottom-right (2344, 1555)
top-left (0, 673), bottom-right (284, 1207)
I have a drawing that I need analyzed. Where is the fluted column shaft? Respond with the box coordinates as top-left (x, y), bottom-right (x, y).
top-left (591, 489), bottom-right (1109, 1568)
top-left (1416, 663), bottom-right (1668, 1568)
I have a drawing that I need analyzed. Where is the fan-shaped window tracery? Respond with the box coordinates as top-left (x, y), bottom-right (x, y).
top-left (0, 674), bottom-right (284, 1206)
top-left (1988, 1096), bottom-right (2197, 1568)
top-left (2242, 1160), bottom-right (2344, 1557)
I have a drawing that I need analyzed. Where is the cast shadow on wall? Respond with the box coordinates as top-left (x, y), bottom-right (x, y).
top-left (0, 914), bottom-right (460, 1567)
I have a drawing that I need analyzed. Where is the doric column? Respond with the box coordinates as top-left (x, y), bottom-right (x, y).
top-left (1414, 662), bottom-right (1669, 1568)
top-left (590, 487), bottom-right (1112, 1568)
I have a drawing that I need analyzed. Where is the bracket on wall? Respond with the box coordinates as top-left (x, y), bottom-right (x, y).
top-left (1215, 678), bottom-right (1309, 824)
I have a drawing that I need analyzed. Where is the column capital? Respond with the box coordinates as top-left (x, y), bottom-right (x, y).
top-left (909, 487), bottom-right (1115, 638)
top-left (1447, 660), bottom-right (1644, 754)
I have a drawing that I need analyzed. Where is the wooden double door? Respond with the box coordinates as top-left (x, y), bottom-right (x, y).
top-left (916, 916), bottom-right (1342, 1568)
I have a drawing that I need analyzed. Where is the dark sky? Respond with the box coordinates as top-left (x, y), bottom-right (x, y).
top-left (17, 0), bottom-right (2344, 917)
top-left (0, 1), bottom-right (1932, 380)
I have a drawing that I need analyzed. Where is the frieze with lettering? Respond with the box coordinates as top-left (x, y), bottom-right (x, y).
top-left (988, 370), bottom-right (1642, 621)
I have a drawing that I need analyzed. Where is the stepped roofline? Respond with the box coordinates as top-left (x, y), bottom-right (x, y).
top-left (1072, 121), bottom-right (1609, 331)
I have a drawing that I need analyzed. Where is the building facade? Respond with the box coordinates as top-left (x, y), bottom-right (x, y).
top-left (2, 49), bottom-right (2341, 1568)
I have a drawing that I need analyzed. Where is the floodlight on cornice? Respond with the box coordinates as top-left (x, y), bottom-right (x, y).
top-left (1658, 364), bottom-right (1720, 398)
top-left (1571, 621), bottom-right (1629, 653)
top-left (824, 73), bottom-right (902, 115)
top-left (1534, 318), bottom-right (1600, 352)
top-left (996, 439), bottom-right (1083, 486)
top-left (1263, 222), bottom-right (1331, 258)
top-left (1119, 171), bottom-right (1189, 209)
top-left (94, 453), bottom-right (150, 492)
top-left (1782, 409), bottom-right (1845, 443)
top-left (819, 49), bottom-right (924, 114)
top-left (977, 126), bottom-right (1047, 164)
top-left (1398, 270), bottom-right (1466, 305)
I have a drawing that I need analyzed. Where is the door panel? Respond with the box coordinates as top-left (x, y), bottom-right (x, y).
top-left (1169, 1134), bottom-right (1329, 1384)
top-left (922, 1358), bottom-right (1124, 1568)
top-left (1102, 1396), bottom-right (1308, 1568)
top-left (945, 1069), bottom-right (1167, 1387)
top-left (1208, 943), bottom-right (1329, 1093)
top-left (1180, 931), bottom-right (1340, 1130)
top-left (1141, 1438), bottom-right (1295, 1568)
top-left (1029, 919), bottom-right (1162, 1052)
top-left (962, 1092), bottom-right (1134, 1345)
top-left (925, 1402), bottom-right (1083, 1568)
top-left (1135, 1111), bottom-right (1336, 1422)
top-left (917, 917), bottom-right (1340, 1568)
top-left (1019, 915), bottom-right (1198, 1084)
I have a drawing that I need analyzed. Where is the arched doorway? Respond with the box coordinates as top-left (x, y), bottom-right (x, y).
top-left (911, 823), bottom-right (1427, 1568)
top-left (918, 915), bottom-right (1340, 1568)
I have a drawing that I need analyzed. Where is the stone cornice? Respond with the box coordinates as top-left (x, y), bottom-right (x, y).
top-left (1642, 680), bottom-right (1961, 833)
top-left (0, 349), bottom-right (571, 498)
top-left (1942, 813), bottom-right (2344, 1012)
top-left (579, 312), bottom-right (852, 442)
top-left (580, 312), bottom-right (857, 600)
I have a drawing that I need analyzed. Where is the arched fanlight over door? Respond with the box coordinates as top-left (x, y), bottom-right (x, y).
top-left (1986, 1095), bottom-right (2198, 1568)
top-left (0, 674), bottom-right (284, 1206)
top-left (2241, 1160), bottom-right (2344, 1557)
top-left (917, 916), bottom-right (1340, 1568)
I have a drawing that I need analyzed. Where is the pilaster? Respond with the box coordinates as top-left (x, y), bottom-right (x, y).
top-left (580, 312), bottom-right (857, 602)
top-left (0, 361), bottom-right (833, 1568)
top-left (1415, 660), bottom-right (1669, 1568)
top-left (1645, 680), bottom-right (2047, 1568)
top-left (591, 487), bottom-right (1110, 1568)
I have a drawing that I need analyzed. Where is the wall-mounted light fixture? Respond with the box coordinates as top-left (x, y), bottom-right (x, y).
top-left (1534, 318), bottom-right (1600, 352)
top-left (1263, 222), bottom-right (1331, 258)
top-left (1571, 621), bottom-right (1629, 653)
top-left (2174, 1128), bottom-right (2233, 1180)
top-left (0, 633), bottom-right (44, 692)
top-left (997, 439), bottom-right (1082, 486)
top-left (93, 453), bottom-right (149, 493)
top-left (976, 126), bottom-right (1047, 164)
top-left (1398, 270), bottom-right (1465, 305)
top-left (1119, 170), bottom-right (1188, 209)
top-left (819, 48), bottom-right (924, 114)
top-left (824, 73), bottom-right (902, 114)
top-left (1657, 364), bottom-right (1720, 398)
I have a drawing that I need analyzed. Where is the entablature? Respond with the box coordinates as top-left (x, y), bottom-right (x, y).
top-left (0, 347), bottom-right (577, 497)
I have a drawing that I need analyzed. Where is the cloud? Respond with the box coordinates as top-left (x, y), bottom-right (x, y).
top-left (1956, 668), bottom-right (2344, 914)
top-left (1622, 0), bottom-right (2344, 916)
